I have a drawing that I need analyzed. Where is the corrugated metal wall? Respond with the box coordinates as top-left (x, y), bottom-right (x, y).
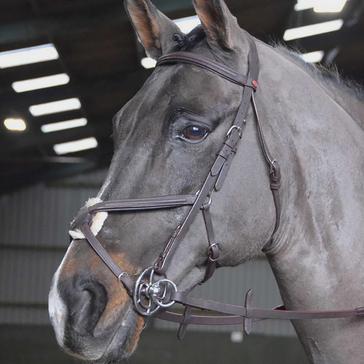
top-left (0, 170), bottom-right (295, 336)
top-left (0, 180), bottom-right (98, 325)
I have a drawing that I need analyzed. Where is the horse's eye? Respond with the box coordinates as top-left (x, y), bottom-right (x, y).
top-left (180, 125), bottom-right (209, 142)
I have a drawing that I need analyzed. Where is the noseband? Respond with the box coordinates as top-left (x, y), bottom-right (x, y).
top-left (70, 38), bottom-right (364, 337)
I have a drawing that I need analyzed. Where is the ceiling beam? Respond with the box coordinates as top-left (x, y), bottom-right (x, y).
top-left (0, 0), bottom-right (194, 47)
top-left (0, 67), bottom-right (150, 119)
top-left (0, 60), bottom-right (63, 86)
top-left (287, 25), bottom-right (364, 54)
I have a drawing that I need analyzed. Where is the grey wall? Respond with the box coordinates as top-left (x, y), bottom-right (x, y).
top-left (0, 171), bottom-right (103, 325)
top-left (0, 170), bottom-right (295, 337)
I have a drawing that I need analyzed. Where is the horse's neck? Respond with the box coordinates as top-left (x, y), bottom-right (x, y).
top-left (269, 246), bottom-right (364, 364)
top-left (257, 42), bottom-right (364, 364)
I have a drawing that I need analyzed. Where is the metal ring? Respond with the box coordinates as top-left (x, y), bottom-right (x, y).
top-left (209, 242), bottom-right (220, 250)
top-left (152, 279), bottom-right (177, 308)
top-left (133, 267), bottom-right (178, 316)
top-left (226, 125), bottom-right (243, 139)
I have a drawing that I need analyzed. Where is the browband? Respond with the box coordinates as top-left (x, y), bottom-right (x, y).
top-left (157, 51), bottom-right (257, 90)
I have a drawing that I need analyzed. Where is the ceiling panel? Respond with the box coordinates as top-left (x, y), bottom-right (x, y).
top-left (0, 0), bottom-right (362, 192)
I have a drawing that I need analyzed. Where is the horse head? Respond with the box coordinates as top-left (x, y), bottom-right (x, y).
top-left (48, 1), bottom-right (277, 362)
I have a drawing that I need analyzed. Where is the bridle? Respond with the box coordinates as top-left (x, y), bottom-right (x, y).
top-left (70, 38), bottom-right (364, 339)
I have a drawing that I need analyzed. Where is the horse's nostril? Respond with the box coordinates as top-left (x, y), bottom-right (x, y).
top-left (66, 278), bottom-right (108, 335)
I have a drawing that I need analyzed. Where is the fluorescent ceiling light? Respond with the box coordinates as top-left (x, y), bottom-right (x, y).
top-left (283, 19), bottom-right (344, 41)
top-left (300, 50), bottom-right (324, 63)
top-left (295, 0), bottom-right (319, 11)
top-left (174, 15), bottom-right (201, 34)
top-left (314, 0), bottom-right (347, 13)
top-left (0, 44), bottom-right (59, 69)
top-left (29, 98), bottom-right (81, 117)
top-left (295, 0), bottom-right (348, 12)
top-left (12, 73), bottom-right (70, 93)
top-left (4, 118), bottom-right (27, 132)
top-left (41, 118), bottom-right (88, 133)
top-left (141, 57), bottom-right (157, 69)
top-left (53, 137), bottom-right (98, 155)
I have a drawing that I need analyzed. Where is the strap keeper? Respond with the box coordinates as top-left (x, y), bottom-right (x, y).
top-left (177, 306), bottom-right (193, 341)
top-left (243, 289), bottom-right (254, 336)
top-left (355, 307), bottom-right (364, 317)
top-left (208, 242), bottom-right (220, 262)
top-left (218, 142), bottom-right (237, 159)
top-left (217, 147), bottom-right (235, 162)
top-left (224, 142), bottom-right (238, 154)
top-left (269, 161), bottom-right (281, 191)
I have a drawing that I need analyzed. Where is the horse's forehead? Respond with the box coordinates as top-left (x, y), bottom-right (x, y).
top-left (121, 64), bottom-right (238, 127)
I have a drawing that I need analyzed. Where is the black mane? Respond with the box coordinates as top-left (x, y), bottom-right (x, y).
top-left (276, 44), bottom-right (364, 102)
top-left (177, 26), bottom-right (364, 103)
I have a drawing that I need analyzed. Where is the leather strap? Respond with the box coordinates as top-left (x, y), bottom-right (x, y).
top-left (71, 195), bottom-right (197, 230)
top-left (154, 40), bottom-right (263, 276)
top-left (156, 288), bottom-right (364, 336)
top-left (251, 94), bottom-right (281, 243)
top-left (74, 195), bottom-right (197, 294)
top-left (158, 303), bottom-right (364, 324)
top-left (80, 222), bottom-right (135, 294)
top-left (157, 52), bottom-right (254, 89)
top-left (89, 195), bottom-right (197, 214)
top-left (201, 205), bottom-right (219, 283)
top-left (171, 291), bottom-right (364, 320)
top-left (157, 289), bottom-right (364, 338)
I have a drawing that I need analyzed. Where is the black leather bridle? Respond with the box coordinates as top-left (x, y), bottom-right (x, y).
top-left (70, 38), bottom-right (364, 339)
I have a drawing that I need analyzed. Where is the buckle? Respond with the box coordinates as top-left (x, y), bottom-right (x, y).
top-left (226, 125), bottom-right (243, 139)
top-left (208, 242), bottom-right (220, 262)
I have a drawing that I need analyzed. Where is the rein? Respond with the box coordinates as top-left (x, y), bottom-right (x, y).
top-left (70, 38), bottom-right (364, 339)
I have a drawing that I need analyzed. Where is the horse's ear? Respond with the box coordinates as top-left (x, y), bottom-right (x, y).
top-left (125, 0), bottom-right (182, 59)
top-left (192, 0), bottom-right (241, 51)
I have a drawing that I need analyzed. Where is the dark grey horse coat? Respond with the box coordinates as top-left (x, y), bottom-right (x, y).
top-left (49, 1), bottom-right (364, 363)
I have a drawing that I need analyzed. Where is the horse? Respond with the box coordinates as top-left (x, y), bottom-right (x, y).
top-left (48, 1), bottom-right (364, 363)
